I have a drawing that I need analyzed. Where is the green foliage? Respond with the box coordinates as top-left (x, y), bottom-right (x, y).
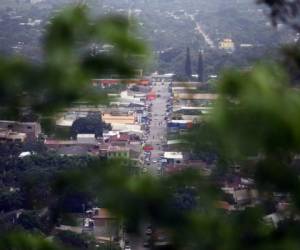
top-left (70, 113), bottom-right (103, 139)
top-left (54, 230), bottom-right (94, 250)
top-left (185, 47), bottom-right (192, 78)
top-left (0, 6), bottom-right (146, 119)
top-left (0, 231), bottom-right (62, 250)
top-left (258, 0), bottom-right (300, 28)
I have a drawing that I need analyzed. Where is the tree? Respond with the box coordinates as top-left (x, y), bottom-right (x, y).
top-left (71, 112), bottom-right (104, 139)
top-left (184, 47), bottom-right (192, 79)
top-left (197, 50), bottom-right (204, 82)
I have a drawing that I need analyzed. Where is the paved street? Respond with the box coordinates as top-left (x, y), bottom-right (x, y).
top-left (144, 80), bottom-right (170, 175)
top-left (127, 80), bottom-right (171, 250)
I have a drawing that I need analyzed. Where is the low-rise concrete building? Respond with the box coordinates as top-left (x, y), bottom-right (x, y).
top-left (0, 130), bottom-right (27, 143)
top-left (102, 113), bottom-right (135, 125)
top-left (100, 145), bottom-right (130, 159)
top-left (0, 120), bottom-right (41, 140)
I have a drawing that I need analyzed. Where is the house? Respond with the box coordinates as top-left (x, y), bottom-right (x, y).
top-left (44, 140), bottom-right (100, 156)
top-left (109, 133), bottom-right (130, 147)
top-left (232, 189), bottom-right (258, 207)
top-left (0, 130), bottom-right (27, 143)
top-left (56, 208), bottom-right (119, 242)
top-left (87, 208), bottom-right (119, 241)
top-left (107, 146), bottom-right (130, 159)
top-left (92, 79), bottom-right (150, 88)
top-left (0, 120), bottom-right (41, 140)
top-left (102, 113), bottom-right (135, 125)
top-left (218, 38), bottom-right (235, 51)
top-left (77, 134), bottom-right (96, 144)
top-left (173, 93), bottom-right (218, 100)
top-left (163, 152), bottom-right (184, 166)
top-left (100, 145), bottom-right (130, 159)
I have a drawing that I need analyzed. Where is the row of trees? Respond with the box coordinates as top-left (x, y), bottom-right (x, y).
top-left (184, 47), bottom-right (204, 82)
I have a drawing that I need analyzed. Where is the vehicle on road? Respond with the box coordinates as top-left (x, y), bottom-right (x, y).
top-left (143, 145), bottom-right (154, 151)
top-left (143, 240), bottom-right (150, 248)
top-left (145, 226), bottom-right (152, 235)
top-left (124, 244), bottom-right (131, 250)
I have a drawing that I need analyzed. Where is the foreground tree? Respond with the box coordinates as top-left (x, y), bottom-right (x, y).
top-left (2, 1), bottom-right (300, 250)
top-left (184, 47), bottom-right (192, 79)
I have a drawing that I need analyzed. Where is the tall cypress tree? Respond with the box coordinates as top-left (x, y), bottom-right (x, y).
top-left (185, 47), bottom-right (192, 79)
top-left (198, 50), bottom-right (204, 82)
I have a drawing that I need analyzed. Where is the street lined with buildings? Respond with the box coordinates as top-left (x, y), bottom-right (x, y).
top-left (143, 80), bottom-right (170, 175)
top-left (0, 72), bottom-right (265, 250)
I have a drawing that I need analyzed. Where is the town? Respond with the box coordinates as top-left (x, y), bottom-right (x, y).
top-left (0, 71), bottom-right (284, 249)
top-left (0, 1), bottom-right (300, 250)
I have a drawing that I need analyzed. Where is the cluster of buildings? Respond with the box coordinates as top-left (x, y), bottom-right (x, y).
top-left (0, 73), bottom-right (288, 246)
top-left (161, 80), bottom-right (291, 227)
top-left (0, 120), bottom-right (41, 143)
top-left (0, 77), bottom-right (154, 163)
top-left (0, 76), bottom-right (157, 246)
top-left (47, 78), bottom-right (155, 163)
top-left (161, 81), bottom-right (217, 175)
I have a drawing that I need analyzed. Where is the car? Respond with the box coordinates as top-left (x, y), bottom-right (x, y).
top-left (143, 240), bottom-right (150, 248)
top-left (146, 226), bottom-right (153, 235)
top-left (124, 245), bottom-right (131, 250)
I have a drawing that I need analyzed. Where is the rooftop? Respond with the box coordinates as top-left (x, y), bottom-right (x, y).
top-left (164, 152), bottom-right (183, 160)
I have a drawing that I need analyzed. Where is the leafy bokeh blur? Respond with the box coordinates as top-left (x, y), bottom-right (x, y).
top-left (2, 1), bottom-right (300, 250)
top-left (0, 6), bottom-right (146, 119)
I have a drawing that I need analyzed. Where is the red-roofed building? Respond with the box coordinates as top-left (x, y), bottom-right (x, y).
top-left (215, 201), bottom-right (234, 211)
top-left (143, 145), bottom-right (154, 151)
top-left (92, 79), bottom-right (150, 87)
top-left (109, 133), bottom-right (130, 146)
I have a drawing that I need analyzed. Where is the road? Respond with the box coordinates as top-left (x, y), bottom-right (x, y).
top-left (144, 80), bottom-right (171, 175)
top-left (188, 14), bottom-right (215, 49)
top-left (126, 80), bottom-right (171, 250)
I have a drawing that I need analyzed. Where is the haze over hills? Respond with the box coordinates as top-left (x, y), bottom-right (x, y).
top-left (0, 0), bottom-right (295, 77)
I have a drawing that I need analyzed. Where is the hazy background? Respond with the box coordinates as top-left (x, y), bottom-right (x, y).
top-left (0, 0), bottom-right (295, 77)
